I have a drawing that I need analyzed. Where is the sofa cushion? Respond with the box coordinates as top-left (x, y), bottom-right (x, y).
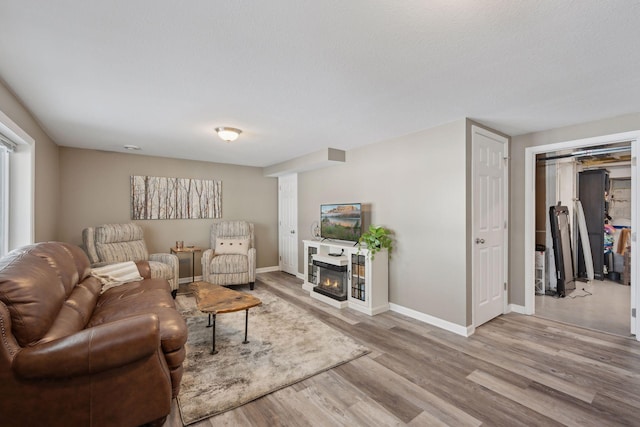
top-left (215, 237), bottom-right (250, 255)
top-left (65, 281), bottom-right (99, 319)
top-left (60, 242), bottom-right (93, 283)
top-left (36, 304), bottom-right (86, 345)
top-left (89, 279), bottom-right (187, 353)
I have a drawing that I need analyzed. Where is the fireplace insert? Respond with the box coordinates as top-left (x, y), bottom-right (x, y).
top-left (312, 260), bottom-right (348, 301)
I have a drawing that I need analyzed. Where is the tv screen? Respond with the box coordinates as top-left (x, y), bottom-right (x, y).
top-left (320, 203), bottom-right (363, 242)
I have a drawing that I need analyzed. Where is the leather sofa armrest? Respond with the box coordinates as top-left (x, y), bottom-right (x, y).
top-left (201, 248), bottom-right (214, 281)
top-left (13, 314), bottom-right (160, 379)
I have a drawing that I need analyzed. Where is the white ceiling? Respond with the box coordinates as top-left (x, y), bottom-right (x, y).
top-left (1, 1), bottom-right (639, 167)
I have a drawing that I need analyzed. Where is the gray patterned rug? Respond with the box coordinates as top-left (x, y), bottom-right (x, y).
top-left (175, 287), bottom-right (369, 425)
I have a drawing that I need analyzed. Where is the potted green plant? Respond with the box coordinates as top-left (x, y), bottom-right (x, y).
top-left (358, 225), bottom-right (393, 260)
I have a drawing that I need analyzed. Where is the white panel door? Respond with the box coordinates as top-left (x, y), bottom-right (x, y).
top-left (473, 126), bottom-right (508, 327)
top-left (278, 174), bottom-right (298, 275)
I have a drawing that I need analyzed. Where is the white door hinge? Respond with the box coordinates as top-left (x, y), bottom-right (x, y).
top-left (504, 282), bottom-right (507, 291)
top-left (632, 308), bottom-right (636, 318)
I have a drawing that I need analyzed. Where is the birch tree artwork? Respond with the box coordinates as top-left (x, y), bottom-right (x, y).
top-left (130, 175), bottom-right (222, 220)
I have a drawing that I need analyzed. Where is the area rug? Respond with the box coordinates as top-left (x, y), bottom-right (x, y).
top-left (175, 287), bottom-right (369, 425)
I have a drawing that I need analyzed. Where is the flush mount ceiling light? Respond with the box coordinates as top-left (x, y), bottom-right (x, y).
top-left (215, 127), bottom-right (242, 142)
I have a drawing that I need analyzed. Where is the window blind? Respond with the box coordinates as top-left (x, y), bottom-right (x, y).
top-left (0, 132), bottom-right (17, 152)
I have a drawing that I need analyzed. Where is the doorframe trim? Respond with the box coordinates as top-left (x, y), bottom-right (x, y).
top-left (524, 130), bottom-right (639, 339)
top-left (471, 125), bottom-right (510, 328)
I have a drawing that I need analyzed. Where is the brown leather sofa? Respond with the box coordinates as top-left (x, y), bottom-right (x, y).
top-left (0, 241), bottom-right (188, 427)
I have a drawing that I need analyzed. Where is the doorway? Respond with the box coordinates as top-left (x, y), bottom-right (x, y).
top-left (472, 125), bottom-right (509, 328)
top-left (524, 131), bottom-right (639, 339)
top-left (278, 173), bottom-right (298, 276)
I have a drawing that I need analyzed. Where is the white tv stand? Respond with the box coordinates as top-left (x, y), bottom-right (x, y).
top-left (303, 240), bottom-right (389, 315)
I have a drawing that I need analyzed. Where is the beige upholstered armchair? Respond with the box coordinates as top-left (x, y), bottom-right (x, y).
top-left (82, 223), bottom-right (179, 295)
top-left (201, 221), bottom-right (256, 290)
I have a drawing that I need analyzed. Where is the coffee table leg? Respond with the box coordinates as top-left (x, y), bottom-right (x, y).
top-left (243, 309), bottom-right (250, 344)
top-left (206, 313), bottom-right (218, 355)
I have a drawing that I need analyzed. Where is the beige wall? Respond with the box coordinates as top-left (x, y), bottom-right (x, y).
top-left (58, 148), bottom-right (279, 275)
top-left (509, 113), bottom-right (640, 305)
top-left (298, 119), bottom-right (470, 326)
top-left (0, 79), bottom-right (59, 243)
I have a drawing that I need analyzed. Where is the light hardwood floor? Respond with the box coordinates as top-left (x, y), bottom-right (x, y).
top-left (164, 272), bottom-right (640, 426)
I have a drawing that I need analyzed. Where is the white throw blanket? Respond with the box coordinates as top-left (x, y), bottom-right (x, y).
top-left (91, 261), bottom-right (143, 294)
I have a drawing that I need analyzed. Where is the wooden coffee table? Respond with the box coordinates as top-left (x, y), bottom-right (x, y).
top-left (189, 281), bottom-right (262, 354)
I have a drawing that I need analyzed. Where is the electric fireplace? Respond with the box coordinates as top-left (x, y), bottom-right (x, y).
top-left (312, 260), bottom-right (348, 301)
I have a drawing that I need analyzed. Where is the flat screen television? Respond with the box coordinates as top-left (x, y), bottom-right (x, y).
top-left (320, 203), bottom-right (363, 242)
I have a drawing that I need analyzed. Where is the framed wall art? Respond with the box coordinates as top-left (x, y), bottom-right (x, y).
top-left (130, 175), bottom-right (221, 220)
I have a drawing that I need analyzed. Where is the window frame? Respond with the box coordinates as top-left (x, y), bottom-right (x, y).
top-left (0, 109), bottom-right (35, 253)
top-left (0, 147), bottom-right (8, 256)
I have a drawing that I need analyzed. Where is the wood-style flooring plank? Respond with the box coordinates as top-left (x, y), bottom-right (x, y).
top-left (484, 318), bottom-right (640, 371)
top-left (467, 369), bottom-right (616, 427)
top-left (333, 360), bottom-right (424, 423)
top-left (372, 350), bottom-right (564, 427)
top-left (419, 324), bottom-right (598, 404)
top-left (473, 321), bottom-right (640, 405)
top-left (266, 386), bottom-right (346, 427)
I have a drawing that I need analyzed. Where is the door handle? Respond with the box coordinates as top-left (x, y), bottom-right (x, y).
top-left (475, 238), bottom-right (485, 244)
top-left (290, 230), bottom-right (296, 234)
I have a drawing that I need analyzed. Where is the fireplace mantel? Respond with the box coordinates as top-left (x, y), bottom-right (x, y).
top-left (303, 240), bottom-right (389, 316)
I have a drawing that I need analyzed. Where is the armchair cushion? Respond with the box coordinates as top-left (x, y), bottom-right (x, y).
top-left (210, 254), bottom-right (249, 274)
top-left (215, 237), bottom-right (250, 255)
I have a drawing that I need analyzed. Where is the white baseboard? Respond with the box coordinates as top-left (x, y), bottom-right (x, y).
top-left (296, 272), bottom-right (305, 280)
top-left (389, 303), bottom-right (474, 337)
top-left (508, 304), bottom-right (527, 314)
top-left (256, 266), bottom-right (280, 273)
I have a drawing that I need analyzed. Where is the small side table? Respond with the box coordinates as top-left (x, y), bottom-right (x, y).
top-left (170, 246), bottom-right (203, 283)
